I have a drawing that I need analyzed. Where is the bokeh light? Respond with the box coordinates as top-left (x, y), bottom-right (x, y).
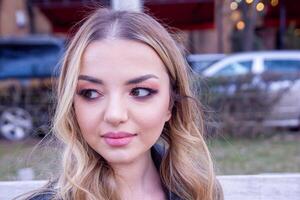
top-left (271, 0), bottom-right (279, 7)
top-left (236, 20), bottom-right (245, 30)
top-left (230, 2), bottom-right (239, 10)
top-left (256, 2), bottom-right (265, 11)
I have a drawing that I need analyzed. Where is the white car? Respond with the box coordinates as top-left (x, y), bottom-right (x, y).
top-left (187, 54), bottom-right (225, 73)
top-left (201, 51), bottom-right (300, 128)
top-left (202, 51), bottom-right (300, 77)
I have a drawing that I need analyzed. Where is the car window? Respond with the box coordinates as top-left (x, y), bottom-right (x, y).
top-left (264, 59), bottom-right (300, 73)
top-left (189, 60), bottom-right (218, 73)
top-left (0, 42), bottom-right (63, 79)
top-left (214, 60), bottom-right (252, 76)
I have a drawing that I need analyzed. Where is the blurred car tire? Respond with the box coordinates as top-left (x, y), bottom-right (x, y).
top-left (0, 107), bottom-right (33, 141)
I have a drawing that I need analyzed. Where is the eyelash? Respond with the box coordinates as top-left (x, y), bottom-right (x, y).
top-left (77, 87), bottom-right (158, 100)
top-left (130, 87), bottom-right (158, 99)
top-left (77, 89), bottom-right (101, 100)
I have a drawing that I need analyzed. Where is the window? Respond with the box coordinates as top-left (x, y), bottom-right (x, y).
top-left (264, 59), bottom-right (300, 73)
top-left (214, 60), bottom-right (252, 76)
top-left (189, 60), bottom-right (216, 73)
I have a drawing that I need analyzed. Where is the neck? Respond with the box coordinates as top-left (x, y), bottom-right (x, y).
top-left (110, 150), bottom-right (164, 200)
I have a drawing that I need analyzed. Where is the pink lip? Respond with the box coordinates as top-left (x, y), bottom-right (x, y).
top-left (101, 132), bottom-right (137, 147)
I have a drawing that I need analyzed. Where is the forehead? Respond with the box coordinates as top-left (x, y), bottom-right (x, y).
top-left (80, 39), bottom-right (168, 80)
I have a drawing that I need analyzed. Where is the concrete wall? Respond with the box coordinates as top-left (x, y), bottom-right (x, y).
top-left (1, 174), bottom-right (300, 200)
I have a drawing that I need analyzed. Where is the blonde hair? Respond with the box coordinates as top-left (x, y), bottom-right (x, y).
top-left (53, 8), bottom-right (222, 200)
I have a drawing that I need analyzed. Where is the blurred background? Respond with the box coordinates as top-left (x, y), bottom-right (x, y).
top-left (0, 0), bottom-right (299, 181)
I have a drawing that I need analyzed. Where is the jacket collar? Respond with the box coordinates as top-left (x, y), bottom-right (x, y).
top-left (151, 144), bottom-right (182, 200)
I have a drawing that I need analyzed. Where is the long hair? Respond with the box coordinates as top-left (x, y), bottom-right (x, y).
top-left (53, 8), bottom-right (222, 200)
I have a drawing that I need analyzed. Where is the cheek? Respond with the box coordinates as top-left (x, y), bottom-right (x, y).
top-left (134, 95), bottom-right (170, 133)
top-left (137, 107), bottom-right (167, 128)
top-left (74, 99), bottom-right (100, 136)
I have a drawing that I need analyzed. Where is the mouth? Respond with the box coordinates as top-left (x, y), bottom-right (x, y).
top-left (101, 132), bottom-right (137, 147)
top-left (102, 131), bottom-right (137, 138)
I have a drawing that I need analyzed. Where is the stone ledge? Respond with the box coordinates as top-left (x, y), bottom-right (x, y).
top-left (1, 174), bottom-right (300, 200)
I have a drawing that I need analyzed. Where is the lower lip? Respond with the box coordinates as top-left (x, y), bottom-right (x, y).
top-left (103, 136), bottom-right (135, 147)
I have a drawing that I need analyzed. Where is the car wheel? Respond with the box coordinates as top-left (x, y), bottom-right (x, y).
top-left (0, 107), bottom-right (33, 141)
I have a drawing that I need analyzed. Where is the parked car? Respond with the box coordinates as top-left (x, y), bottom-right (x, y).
top-left (202, 51), bottom-right (300, 77)
top-left (0, 36), bottom-right (65, 141)
top-left (201, 51), bottom-right (300, 129)
top-left (187, 54), bottom-right (225, 73)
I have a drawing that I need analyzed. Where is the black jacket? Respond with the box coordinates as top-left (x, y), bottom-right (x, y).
top-left (27, 145), bottom-right (181, 200)
top-left (151, 145), bottom-right (181, 200)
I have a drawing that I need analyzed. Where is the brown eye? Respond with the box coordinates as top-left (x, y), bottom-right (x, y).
top-left (130, 87), bottom-right (158, 98)
top-left (78, 89), bottom-right (101, 99)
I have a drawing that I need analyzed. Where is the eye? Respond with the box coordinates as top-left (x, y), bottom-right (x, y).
top-left (130, 87), bottom-right (158, 98)
top-left (78, 89), bottom-right (101, 99)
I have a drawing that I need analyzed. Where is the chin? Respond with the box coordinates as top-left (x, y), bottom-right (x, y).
top-left (100, 150), bottom-right (138, 165)
top-left (105, 156), bottom-right (136, 165)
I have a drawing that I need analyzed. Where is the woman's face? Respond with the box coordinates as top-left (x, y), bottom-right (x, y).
top-left (74, 39), bottom-right (171, 164)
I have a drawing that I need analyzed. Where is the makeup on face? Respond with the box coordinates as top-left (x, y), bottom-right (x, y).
top-left (74, 39), bottom-right (171, 164)
top-left (101, 131), bottom-right (138, 147)
top-left (76, 74), bottom-right (160, 101)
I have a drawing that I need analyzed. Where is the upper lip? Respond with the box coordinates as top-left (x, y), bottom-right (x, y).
top-left (101, 131), bottom-right (137, 139)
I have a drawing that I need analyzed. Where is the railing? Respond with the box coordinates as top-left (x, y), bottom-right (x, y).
top-left (0, 174), bottom-right (299, 200)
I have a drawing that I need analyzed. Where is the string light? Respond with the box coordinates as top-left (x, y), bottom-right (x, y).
top-left (256, 2), bottom-right (265, 11)
top-left (230, 2), bottom-right (238, 10)
top-left (236, 21), bottom-right (245, 30)
top-left (271, 0), bottom-right (279, 7)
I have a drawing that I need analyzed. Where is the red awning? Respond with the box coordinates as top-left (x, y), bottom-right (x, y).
top-left (33, 0), bottom-right (300, 34)
top-left (145, 0), bottom-right (214, 30)
top-left (34, 0), bottom-right (214, 33)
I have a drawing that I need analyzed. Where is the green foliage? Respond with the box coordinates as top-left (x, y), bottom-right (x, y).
top-left (208, 134), bottom-right (300, 175)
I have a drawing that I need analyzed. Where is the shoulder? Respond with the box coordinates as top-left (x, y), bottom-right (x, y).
top-left (24, 180), bottom-right (58, 200)
top-left (23, 187), bottom-right (57, 200)
top-left (25, 191), bottom-right (56, 200)
top-left (26, 192), bottom-right (54, 200)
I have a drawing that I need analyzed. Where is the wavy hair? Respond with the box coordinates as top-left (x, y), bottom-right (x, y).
top-left (53, 8), bottom-right (223, 200)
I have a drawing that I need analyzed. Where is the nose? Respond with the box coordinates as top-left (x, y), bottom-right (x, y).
top-left (103, 95), bottom-right (128, 126)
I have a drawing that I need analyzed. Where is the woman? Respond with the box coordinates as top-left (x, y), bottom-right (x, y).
top-left (25, 8), bottom-right (223, 200)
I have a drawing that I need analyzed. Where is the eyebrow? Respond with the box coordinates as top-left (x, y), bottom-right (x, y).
top-left (78, 75), bottom-right (103, 84)
top-left (78, 74), bottom-right (159, 85)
